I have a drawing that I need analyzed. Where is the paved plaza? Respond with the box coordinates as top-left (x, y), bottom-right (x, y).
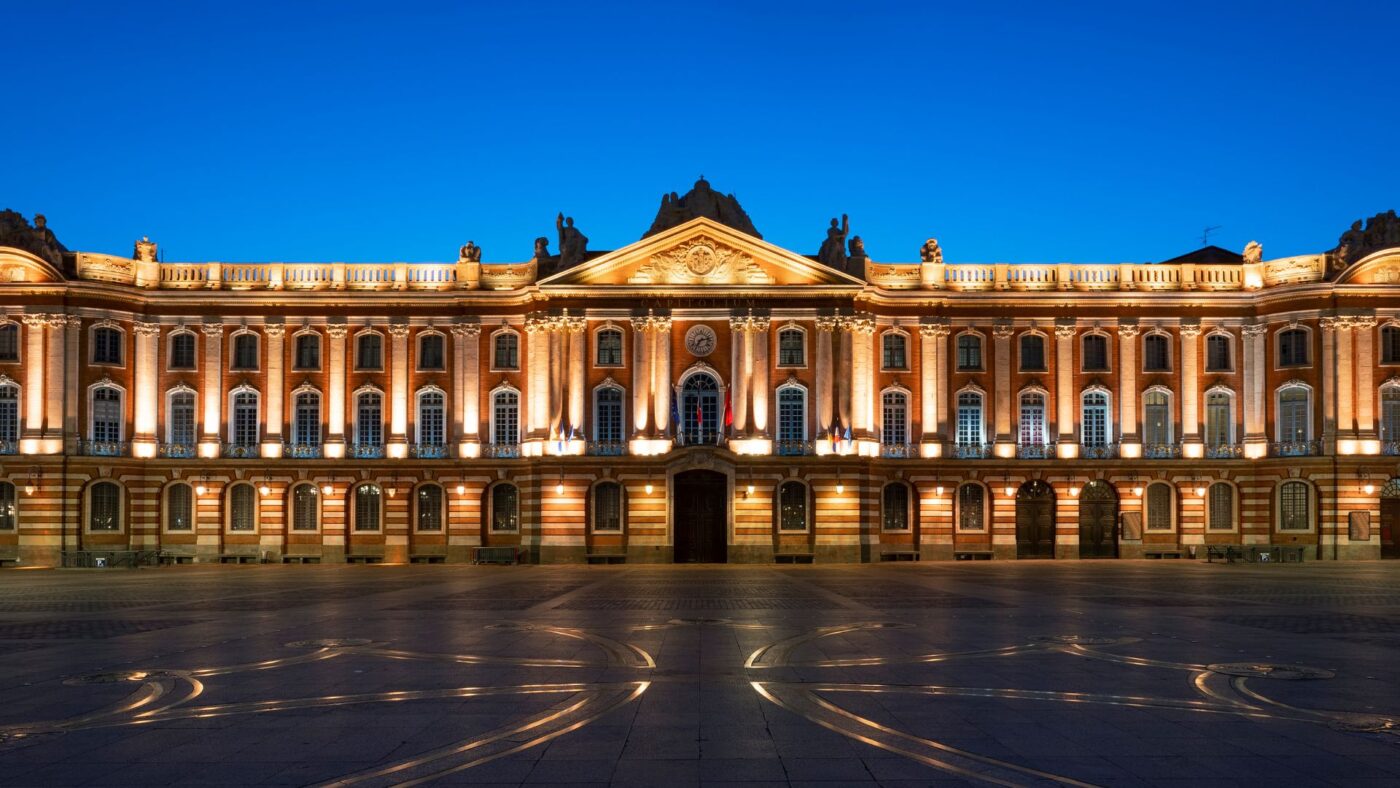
top-left (0, 563), bottom-right (1396, 786)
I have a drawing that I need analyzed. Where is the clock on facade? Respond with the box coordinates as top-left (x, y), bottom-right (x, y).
top-left (685, 325), bottom-right (717, 357)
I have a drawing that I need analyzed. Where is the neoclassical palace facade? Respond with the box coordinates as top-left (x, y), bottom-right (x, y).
top-left (2, 188), bottom-right (1400, 565)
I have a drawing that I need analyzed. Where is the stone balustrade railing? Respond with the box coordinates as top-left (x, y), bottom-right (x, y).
top-left (866, 256), bottom-right (1326, 292)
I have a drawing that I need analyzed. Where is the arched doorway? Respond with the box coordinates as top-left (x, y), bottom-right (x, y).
top-left (1078, 480), bottom-right (1118, 559)
top-left (673, 469), bottom-right (728, 563)
top-left (1016, 480), bottom-right (1055, 558)
top-left (1381, 478), bottom-right (1400, 559)
top-left (679, 373), bottom-right (721, 446)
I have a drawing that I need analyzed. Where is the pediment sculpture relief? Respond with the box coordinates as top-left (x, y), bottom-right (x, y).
top-left (629, 236), bottom-right (773, 285)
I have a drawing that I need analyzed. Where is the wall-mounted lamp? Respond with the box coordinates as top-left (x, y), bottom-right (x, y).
top-left (259, 484), bottom-right (271, 497)
top-left (195, 476), bottom-right (208, 496)
top-left (1004, 478), bottom-right (1014, 497)
top-left (24, 467), bottom-right (39, 496)
top-left (556, 468), bottom-right (564, 496)
top-left (1364, 474), bottom-right (1375, 495)
top-left (456, 484), bottom-right (466, 496)
top-left (933, 475), bottom-right (944, 497)
top-left (1195, 477), bottom-right (1207, 497)
top-left (386, 486), bottom-right (396, 498)
top-left (1069, 484), bottom-right (1080, 497)
top-left (644, 480), bottom-right (654, 495)
top-left (835, 468), bottom-right (844, 495)
top-left (322, 483), bottom-right (334, 496)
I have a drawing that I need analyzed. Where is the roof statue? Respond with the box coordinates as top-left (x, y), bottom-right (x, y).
top-left (134, 236), bottom-right (157, 262)
top-left (643, 177), bottom-right (762, 239)
top-left (817, 214), bottom-right (849, 270)
top-left (532, 236), bottom-right (558, 276)
top-left (846, 235), bottom-right (869, 278)
top-left (1243, 240), bottom-right (1262, 265)
top-left (1330, 210), bottom-right (1400, 272)
top-left (0, 209), bottom-right (68, 269)
top-left (920, 238), bottom-right (943, 264)
top-left (458, 241), bottom-right (481, 263)
top-left (556, 213), bottom-right (588, 270)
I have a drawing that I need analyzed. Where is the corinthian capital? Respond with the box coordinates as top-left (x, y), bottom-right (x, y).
top-left (1319, 316), bottom-right (1343, 332)
top-left (263, 323), bottom-right (285, 339)
top-left (993, 322), bottom-right (1015, 340)
top-left (387, 323), bottom-right (411, 338)
top-left (22, 314), bottom-right (48, 329)
top-left (629, 317), bottom-right (651, 333)
top-left (919, 322), bottom-right (949, 339)
top-left (1241, 322), bottom-right (1267, 338)
top-left (728, 316), bottom-right (750, 333)
top-left (1054, 321), bottom-right (1077, 339)
top-left (1349, 314), bottom-right (1377, 330)
top-left (525, 316), bottom-right (551, 334)
top-left (1117, 322), bottom-right (1141, 338)
top-left (816, 316), bottom-right (839, 333)
top-left (1178, 321), bottom-right (1202, 338)
top-left (324, 324), bottom-right (348, 339)
top-left (133, 321), bottom-right (160, 337)
top-left (201, 322), bottom-right (225, 338)
top-left (451, 323), bottom-right (481, 338)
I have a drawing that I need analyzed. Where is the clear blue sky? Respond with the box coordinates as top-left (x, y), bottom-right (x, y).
top-left (4, 1), bottom-right (1396, 263)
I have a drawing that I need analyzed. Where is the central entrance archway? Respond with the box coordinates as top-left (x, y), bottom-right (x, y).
top-left (1381, 478), bottom-right (1400, 559)
top-left (673, 469), bottom-right (728, 563)
top-left (1078, 480), bottom-right (1119, 559)
top-left (1016, 480), bottom-right (1056, 558)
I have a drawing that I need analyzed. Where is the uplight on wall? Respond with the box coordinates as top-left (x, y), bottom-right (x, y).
top-left (645, 481), bottom-right (654, 495)
top-left (835, 469), bottom-right (844, 495)
top-left (456, 484), bottom-right (466, 496)
top-left (322, 483), bottom-right (334, 496)
top-left (555, 469), bottom-right (564, 496)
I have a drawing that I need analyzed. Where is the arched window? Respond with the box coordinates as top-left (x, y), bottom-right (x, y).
top-left (1082, 334), bottom-right (1109, 372)
top-left (882, 332), bottom-right (908, 370)
top-left (168, 331), bottom-right (196, 370)
top-left (229, 388), bottom-right (259, 449)
top-left (491, 389), bottom-right (520, 447)
top-left (294, 332), bottom-right (321, 370)
top-left (1205, 389), bottom-right (1234, 449)
top-left (592, 481), bottom-right (623, 532)
top-left (92, 326), bottom-right (124, 365)
top-left (416, 390), bottom-right (446, 448)
top-left (0, 481), bottom-right (14, 530)
top-left (1018, 391), bottom-right (1047, 449)
top-left (417, 333), bottom-right (445, 371)
top-left (593, 386), bottom-right (624, 446)
top-left (957, 483), bottom-right (986, 531)
top-left (956, 334), bottom-right (983, 371)
top-left (1276, 385), bottom-right (1311, 443)
top-left (1277, 481), bottom-right (1312, 531)
top-left (90, 386), bottom-right (123, 444)
top-left (353, 483), bottom-right (382, 532)
top-left (679, 374), bottom-right (720, 445)
top-left (881, 390), bottom-right (908, 447)
top-left (596, 328), bottom-right (623, 367)
top-left (1277, 328), bottom-right (1309, 367)
top-left (1382, 325), bottom-right (1400, 364)
top-left (1208, 482), bottom-right (1235, 531)
top-left (1081, 390), bottom-right (1111, 448)
top-left (354, 390), bottom-right (383, 456)
top-left (778, 481), bottom-right (808, 531)
top-left (778, 327), bottom-right (805, 366)
top-left (1145, 482), bottom-right (1174, 531)
top-left (355, 332), bottom-right (383, 371)
top-left (776, 385), bottom-right (807, 451)
top-left (1019, 334), bottom-right (1046, 372)
top-left (1142, 333), bottom-right (1170, 372)
top-left (1142, 389), bottom-right (1172, 450)
top-left (1381, 384), bottom-right (1400, 442)
top-left (490, 483), bottom-right (519, 532)
top-left (88, 481), bottom-right (122, 532)
top-left (492, 331), bottom-right (519, 370)
top-left (227, 484), bottom-right (256, 532)
top-left (164, 482), bottom-right (193, 531)
top-left (230, 332), bottom-right (259, 371)
top-left (167, 389), bottom-right (197, 448)
top-left (416, 484), bottom-right (444, 531)
top-left (291, 483), bottom-right (319, 531)
top-left (292, 390), bottom-right (322, 451)
top-left (0, 323), bottom-right (18, 362)
top-left (881, 482), bottom-right (911, 531)
top-left (0, 383), bottom-right (16, 446)
top-left (1206, 333), bottom-right (1232, 371)
top-left (955, 391), bottom-right (983, 448)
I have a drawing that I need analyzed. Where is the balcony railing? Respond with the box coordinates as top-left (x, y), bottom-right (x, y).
top-left (1081, 443), bottom-right (1119, 460)
top-left (951, 443), bottom-right (992, 459)
top-left (880, 443), bottom-right (914, 459)
top-left (410, 443), bottom-right (449, 459)
top-left (1383, 441), bottom-right (1400, 456)
top-left (1141, 443), bottom-right (1181, 459)
top-left (159, 442), bottom-right (198, 458)
top-left (485, 443), bottom-right (521, 459)
top-left (79, 440), bottom-right (129, 457)
top-left (283, 443), bottom-right (323, 459)
top-left (222, 442), bottom-right (259, 459)
top-left (1270, 440), bottom-right (1323, 457)
top-left (1205, 443), bottom-right (1244, 459)
top-left (586, 440), bottom-right (627, 456)
top-left (0, 439), bottom-right (15, 456)
top-left (775, 440), bottom-right (813, 457)
top-left (350, 443), bottom-right (384, 459)
top-left (1016, 442), bottom-right (1054, 459)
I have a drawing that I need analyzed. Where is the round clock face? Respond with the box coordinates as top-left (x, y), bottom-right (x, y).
top-left (685, 325), bottom-right (717, 357)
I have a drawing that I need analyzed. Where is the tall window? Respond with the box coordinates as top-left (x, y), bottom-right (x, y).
top-left (0, 384), bottom-right (17, 444)
top-left (292, 483), bottom-right (319, 531)
top-left (294, 333), bottom-right (321, 370)
top-left (88, 481), bottom-right (121, 532)
top-left (353, 484), bottom-right (381, 532)
top-left (1278, 481), bottom-right (1311, 531)
top-left (1278, 328), bottom-right (1309, 367)
top-left (356, 333), bottom-right (383, 370)
top-left (1019, 391), bottom-right (1046, 447)
top-left (355, 391), bottom-right (383, 450)
top-left (777, 386), bottom-right (806, 445)
top-left (1208, 483), bottom-right (1234, 530)
top-left (778, 328), bottom-right (805, 366)
top-left (1081, 391), bottom-right (1110, 447)
top-left (169, 332), bottom-right (196, 370)
top-left (416, 484), bottom-right (443, 531)
top-left (958, 484), bottom-right (985, 531)
top-left (165, 483), bottom-right (193, 531)
top-left (231, 332), bottom-right (258, 370)
top-left (93, 326), bottom-right (123, 365)
top-left (417, 390), bottom-right (445, 447)
top-left (1206, 390), bottom-right (1234, 447)
top-left (1082, 334), bottom-right (1109, 372)
top-left (1381, 385), bottom-right (1400, 442)
top-left (91, 386), bottom-right (123, 443)
top-left (231, 389), bottom-right (259, 447)
top-left (1146, 483), bottom-right (1173, 531)
top-left (417, 333), bottom-right (445, 370)
top-left (881, 390), bottom-right (908, 447)
top-left (882, 483), bottom-right (910, 531)
top-left (778, 481), bottom-right (807, 531)
top-left (596, 329), bottom-right (623, 366)
top-left (293, 391), bottom-right (321, 448)
top-left (1206, 334), bottom-right (1231, 371)
top-left (168, 390), bottom-right (196, 447)
top-left (1143, 334), bottom-right (1170, 372)
top-left (491, 390), bottom-right (519, 446)
top-left (1277, 386), bottom-right (1310, 442)
top-left (493, 332), bottom-right (519, 370)
top-left (955, 391), bottom-right (983, 447)
top-left (0, 324), bottom-right (17, 362)
top-left (882, 333), bottom-right (908, 370)
top-left (0, 482), bottom-right (13, 530)
top-left (593, 482), bottom-right (623, 531)
top-left (594, 386), bottom-right (623, 444)
top-left (956, 334), bottom-right (982, 371)
top-left (1020, 334), bottom-right (1045, 371)
top-left (679, 374), bottom-right (720, 445)
top-left (1142, 390), bottom-right (1171, 447)
top-left (491, 483), bottom-right (519, 531)
top-left (228, 484), bottom-right (256, 532)
top-left (1383, 325), bottom-right (1400, 364)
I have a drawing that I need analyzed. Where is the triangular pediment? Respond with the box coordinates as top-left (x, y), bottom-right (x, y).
top-left (537, 218), bottom-right (865, 288)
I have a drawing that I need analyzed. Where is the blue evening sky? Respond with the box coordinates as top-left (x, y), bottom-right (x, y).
top-left (4, 1), bottom-right (1396, 264)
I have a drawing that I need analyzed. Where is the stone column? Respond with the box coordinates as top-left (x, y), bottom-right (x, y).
top-left (200, 323), bottom-right (224, 451)
top-left (729, 316), bottom-right (750, 435)
top-left (1118, 322), bottom-right (1140, 448)
top-left (325, 323), bottom-right (347, 453)
top-left (815, 317), bottom-right (836, 437)
top-left (567, 317), bottom-right (586, 437)
top-left (547, 323), bottom-right (564, 439)
top-left (388, 323), bottom-right (410, 453)
top-left (630, 317), bottom-right (651, 434)
top-left (923, 321), bottom-right (950, 446)
top-left (63, 316), bottom-right (81, 446)
top-left (263, 323), bottom-right (285, 456)
top-left (1333, 317), bottom-right (1356, 439)
top-left (131, 321), bottom-right (160, 451)
top-left (1180, 322), bottom-right (1202, 448)
top-left (1353, 315), bottom-right (1377, 441)
top-left (1242, 322), bottom-right (1267, 448)
top-left (525, 316), bottom-right (551, 440)
top-left (751, 317), bottom-right (771, 435)
top-left (21, 315), bottom-right (44, 443)
top-left (836, 318), bottom-right (853, 434)
top-left (452, 323), bottom-right (481, 451)
top-left (1320, 317), bottom-right (1339, 446)
top-left (849, 316), bottom-right (875, 437)
top-left (651, 317), bottom-right (672, 436)
top-left (993, 323), bottom-right (1014, 448)
top-left (45, 315), bottom-right (70, 443)
top-left (1054, 320), bottom-right (1076, 452)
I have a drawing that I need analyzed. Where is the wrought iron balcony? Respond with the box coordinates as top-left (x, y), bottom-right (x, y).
top-left (221, 443), bottom-right (259, 459)
top-left (775, 440), bottom-right (813, 457)
top-left (350, 443), bottom-right (384, 459)
top-left (79, 440), bottom-right (129, 457)
top-left (1016, 442), bottom-right (1054, 459)
top-left (1141, 443), bottom-right (1181, 459)
top-left (485, 443), bottom-right (521, 459)
top-left (160, 442), bottom-right (198, 458)
top-left (283, 443), bottom-right (323, 459)
top-left (1383, 441), bottom-right (1400, 456)
top-left (1270, 440), bottom-right (1322, 457)
top-left (410, 443), bottom-right (449, 459)
top-left (0, 439), bottom-right (19, 456)
top-left (951, 443), bottom-right (991, 459)
top-left (1080, 443), bottom-right (1120, 460)
top-left (1204, 443), bottom-right (1244, 459)
top-left (587, 441), bottom-right (627, 456)
top-left (880, 443), bottom-right (914, 459)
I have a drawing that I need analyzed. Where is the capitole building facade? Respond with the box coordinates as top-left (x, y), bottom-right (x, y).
top-left (2, 180), bottom-right (1400, 565)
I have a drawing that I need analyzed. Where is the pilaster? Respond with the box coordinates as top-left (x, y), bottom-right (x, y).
top-left (199, 322), bottom-right (224, 457)
top-left (1179, 321), bottom-right (1202, 452)
top-left (1242, 322), bottom-right (1267, 453)
top-left (325, 323), bottom-right (347, 457)
top-left (1054, 320), bottom-right (1077, 457)
top-left (20, 315), bottom-right (44, 446)
top-left (650, 316), bottom-right (672, 436)
top-left (630, 317), bottom-right (651, 434)
top-left (131, 321), bottom-right (160, 457)
top-left (43, 315), bottom-right (68, 445)
top-left (750, 317), bottom-right (770, 435)
top-left (452, 323), bottom-right (481, 456)
top-left (1320, 317), bottom-right (1340, 446)
top-left (263, 323), bottom-right (285, 458)
top-left (815, 317), bottom-right (836, 439)
top-left (1352, 315), bottom-right (1377, 445)
top-left (729, 315), bottom-right (750, 435)
top-left (387, 322), bottom-right (410, 456)
top-left (920, 321), bottom-right (949, 454)
top-left (1117, 322), bottom-right (1140, 451)
top-left (992, 322), bottom-right (1014, 451)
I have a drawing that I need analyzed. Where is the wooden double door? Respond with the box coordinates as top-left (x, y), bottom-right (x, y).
top-left (1078, 481), bottom-right (1119, 559)
top-left (673, 470), bottom-right (728, 563)
top-left (1016, 481), bottom-right (1056, 558)
top-left (1382, 497), bottom-right (1400, 559)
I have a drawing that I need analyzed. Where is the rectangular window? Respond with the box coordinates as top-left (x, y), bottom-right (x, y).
top-left (882, 335), bottom-right (907, 370)
top-left (1279, 483), bottom-right (1310, 530)
top-left (416, 486), bottom-right (443, 531)
top-left (1146, 485), bottom-right (1172, 530)
top-left (1208, 484), bottom-right (1234, 530)
top-left (596, 331), bottom-right (623, 366)
top-left (494, 334), bottom-right (519, 370)
top-left (418, 394), bottom-right (445, 446)
top-left (232, 393), bottom-right (259, 446)
top-left (0, 325), bottom-right (17, 362)
top-left (1206, 335), bottom-right (1231, 371)
top-left (956, 336), bottom-right (981, 371)
top-left (170, 394), bottom-right (196, 446)
top-left (778, 331), bottom-right (804, 366)
top-left (418, 335), bottom-right (445, 370)
top-left (1020, 336), bottom-right (1045, 371)
top-left (294, 335), bottom-right (320, 370)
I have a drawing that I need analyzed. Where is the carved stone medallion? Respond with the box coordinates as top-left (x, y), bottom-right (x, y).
top-left (685, 325), bottom-right (717, 357)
